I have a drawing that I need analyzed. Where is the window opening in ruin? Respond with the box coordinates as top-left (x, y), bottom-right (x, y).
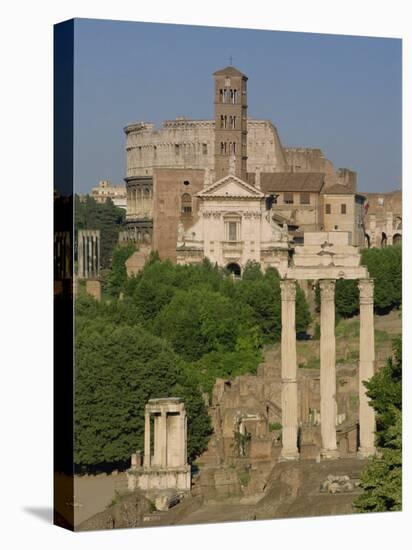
top-left (325, 203), bottom-right (331, 214)
top-left (341, 204), bottom-right (347, 214)
top-left (300, 192), bottom-right (310, 205)
top-left (183, 180), bottom-right (190, 186)
top-left (284, 192), bottom-right (294, 204)
top-left (181, 193), bottom-right (192, 214)
top-left (175, 144), bottom-right (180, 155)
top-left (153, 145), bottom-right (157, 159)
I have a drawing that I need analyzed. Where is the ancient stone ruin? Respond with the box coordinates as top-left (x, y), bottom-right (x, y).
top-left (127, 398), bottom-right (191, 511)
top-left (76, 229), bottom-right (101, 300)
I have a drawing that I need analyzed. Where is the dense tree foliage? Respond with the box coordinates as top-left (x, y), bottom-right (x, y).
top-left (354, 338), bottom-right (402, 512)
top-left (361, 246), bottom-right (402, 313)
top-left (102, 244), bottom-right (136, 297)
top-left (75, 195), bottom-right (126, 269)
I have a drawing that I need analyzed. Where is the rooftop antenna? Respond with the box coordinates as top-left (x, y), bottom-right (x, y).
top-left (229, 55), bottom-right (233, 66)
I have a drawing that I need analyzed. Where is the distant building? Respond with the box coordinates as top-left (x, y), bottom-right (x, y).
top-left (122, 65), bottom-right (399, 265)
top-left (362, 189), bottom-right (402, 247)
top-left (91, 180), bottom-right (127, 209)
top-left (322, 184), bottom-right (366, 247)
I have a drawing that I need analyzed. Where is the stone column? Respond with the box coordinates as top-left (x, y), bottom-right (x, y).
top-left (96, 232), bottom-right (100, 278)
top-left (279, 279), bottom-right (299, 460)
top-left (180, 411), bottom-right (187, 467)
top-left (78, 232), bottom-right (84, 278)
top-left (319, 279), bottom-right (339, 459)
top-left (144, 411), bottom-right (151, 468)
top-left (159, 411), bottom-right (168, 468)
top-left (358, 279), bottom-right (377, 458)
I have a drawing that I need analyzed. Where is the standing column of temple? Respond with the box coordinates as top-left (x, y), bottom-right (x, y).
top-left (358, 279), bottom-right (377, 458)
top-left (96, 231), bottom-right (100, 278)
top-left (78, 232), bottom-right (84, 278)
top-left (90, 234), bottom-right (95, 278)
top-left (159, 411), bottom-right (168, 468)
top-left (319, 279), bottom-right (339, 459)
top-left (88, 235), bottom-right (93, 278)
top-left (279, 279), bottom-right (299, 460)
top-left (144, 410), bottom-right (151, 467)
top-left (179, 410), bottom-right (187, 467)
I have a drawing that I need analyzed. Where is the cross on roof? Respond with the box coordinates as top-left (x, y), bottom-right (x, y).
top-left (229, 55), bottom-right (233, 65)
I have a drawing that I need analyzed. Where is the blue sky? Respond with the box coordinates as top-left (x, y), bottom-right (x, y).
top-left (73, 19), bottom-right (401, 193)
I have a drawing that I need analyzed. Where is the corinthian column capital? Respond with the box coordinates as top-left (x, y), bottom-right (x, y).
top-left (280, 279), bottom-right (296, 301)
top-left (319, 279), bottom-right (335, 301)
top-left (358, 278), bottom-right (374, 305)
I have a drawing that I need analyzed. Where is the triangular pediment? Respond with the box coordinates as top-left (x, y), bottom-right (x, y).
top-left (197, 175), bottom-right (265, 199)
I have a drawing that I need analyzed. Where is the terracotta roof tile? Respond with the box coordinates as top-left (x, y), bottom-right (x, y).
top-left (260, 172), bottom-right (325, 193)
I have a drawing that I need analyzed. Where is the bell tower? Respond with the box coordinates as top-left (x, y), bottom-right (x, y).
top-left (213, 66), bottom-right (248, 181)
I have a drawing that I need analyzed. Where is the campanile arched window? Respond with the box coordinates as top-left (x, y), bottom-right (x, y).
top-left (181, 193), bottom-right (192, 214)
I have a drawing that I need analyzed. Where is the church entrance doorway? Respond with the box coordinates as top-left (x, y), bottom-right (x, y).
top-left (226, 262), bottom-right (241, 278)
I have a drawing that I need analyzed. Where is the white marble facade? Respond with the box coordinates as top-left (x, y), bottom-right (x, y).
top-left (176, 172), bottom-right (289, 275)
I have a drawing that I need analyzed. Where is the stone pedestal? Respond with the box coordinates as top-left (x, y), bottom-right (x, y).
top-left (319, 280), bottom-right (339, 459)
top-left (279, 280), bottom-right (299, 460)
top-left (358, 279), bottom-right (377, 458)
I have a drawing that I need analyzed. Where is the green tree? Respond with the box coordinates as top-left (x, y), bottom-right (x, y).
top-left (361, 246), bottom-right (402, 313)
top-left (102, 244), bottom-right (136, 297)
top-left (152, 287), bottom-right (255, 361)
top-left (354, 337), bottom-right (402, 512)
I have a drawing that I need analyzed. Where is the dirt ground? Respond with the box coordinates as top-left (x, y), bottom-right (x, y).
top-left (72, 472), bottom-right (128, 527)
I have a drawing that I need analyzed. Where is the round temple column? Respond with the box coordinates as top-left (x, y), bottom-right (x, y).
top-left (320, 279), bottom-right (339, 459)
top-left (279, 279), bottom-right (299, 460)
top-left (358, 279), bottom-right (377, 458)
top-left (144, 410), bottom-right (151, 468)
top-left (159, 411), bottom-right (168, 468)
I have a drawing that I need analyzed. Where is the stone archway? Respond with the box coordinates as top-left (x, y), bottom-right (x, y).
top-left (226, 262), bottom-right (241, 277)
top-left (381, 232), bottom-right (387, 247)
top-left (393, 233), bottom-right (402, 246)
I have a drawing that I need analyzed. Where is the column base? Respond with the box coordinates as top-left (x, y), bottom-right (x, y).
top-left (320, 448), bottom-right (340, 460)
top-left (357, 447), bottom-right (376, 459)
top-left (279, 448), bottom-right (300, 462)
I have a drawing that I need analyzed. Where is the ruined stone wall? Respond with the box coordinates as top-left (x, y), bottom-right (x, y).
top-left (336, 169), bottom-right (357, 193)
top-left (125, 120), bottom-right (215, 178)
top-left (125, 119), bottom-right (289, 180)
top-left (152, 168), bottom-right (205, 262)
top-left (362, 190), bottom-right (402, 247)
top-left (284, 148), bottom-right (336, 185)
